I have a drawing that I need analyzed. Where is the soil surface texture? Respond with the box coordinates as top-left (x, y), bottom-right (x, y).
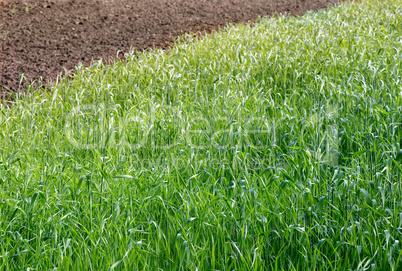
top-left (0, 0), bottom-right (348, 95)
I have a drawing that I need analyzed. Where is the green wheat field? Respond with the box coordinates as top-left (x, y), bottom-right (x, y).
top-left (1, 0), bottom-right (402, 269)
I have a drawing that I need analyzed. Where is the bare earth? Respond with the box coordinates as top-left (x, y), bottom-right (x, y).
top-left (0, 0), bottom-right (348, 95)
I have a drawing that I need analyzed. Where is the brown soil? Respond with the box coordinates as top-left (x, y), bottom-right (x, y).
top-left (0, 0), bottom-right (348, 96)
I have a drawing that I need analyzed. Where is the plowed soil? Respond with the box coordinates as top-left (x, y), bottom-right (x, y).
top-left (0, 0), bottom-right (348, 96)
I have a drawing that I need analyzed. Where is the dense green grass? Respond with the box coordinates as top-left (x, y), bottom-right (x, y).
top-left (1, 0), bottom-right (402, 269)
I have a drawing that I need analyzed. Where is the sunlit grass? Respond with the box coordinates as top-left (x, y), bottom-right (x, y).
top-left (1, 0), bottom-right (402, 269)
